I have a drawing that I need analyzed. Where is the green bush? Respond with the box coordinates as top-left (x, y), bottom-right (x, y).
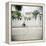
top-left (11, 11), bottom-right (21, 20)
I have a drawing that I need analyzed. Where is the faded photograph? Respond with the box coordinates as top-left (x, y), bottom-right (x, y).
top-left (11, 5), bottom-right (43, 41)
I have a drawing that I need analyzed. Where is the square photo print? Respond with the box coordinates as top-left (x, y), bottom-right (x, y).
top-left (11, 4), bottom-right (43, 41)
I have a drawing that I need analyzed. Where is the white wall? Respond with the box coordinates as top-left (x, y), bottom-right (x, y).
top-left (0, 0), bottom-right (46, 46)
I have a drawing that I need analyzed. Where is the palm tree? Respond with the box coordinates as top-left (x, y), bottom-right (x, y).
top-left (32, 10), bottom-right (40, 20)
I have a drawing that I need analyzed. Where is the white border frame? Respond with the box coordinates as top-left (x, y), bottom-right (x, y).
top-left (6, 2), bottom-right (45, 44)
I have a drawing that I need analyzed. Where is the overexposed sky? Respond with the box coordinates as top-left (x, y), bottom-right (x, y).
top-left (21, 6), bottom-right (43, 17)
top-left (22, 6), bottom-right (40, 12)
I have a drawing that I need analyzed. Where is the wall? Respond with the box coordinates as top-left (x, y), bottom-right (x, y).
top-left (0, 0), bottom-right (46, 46)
